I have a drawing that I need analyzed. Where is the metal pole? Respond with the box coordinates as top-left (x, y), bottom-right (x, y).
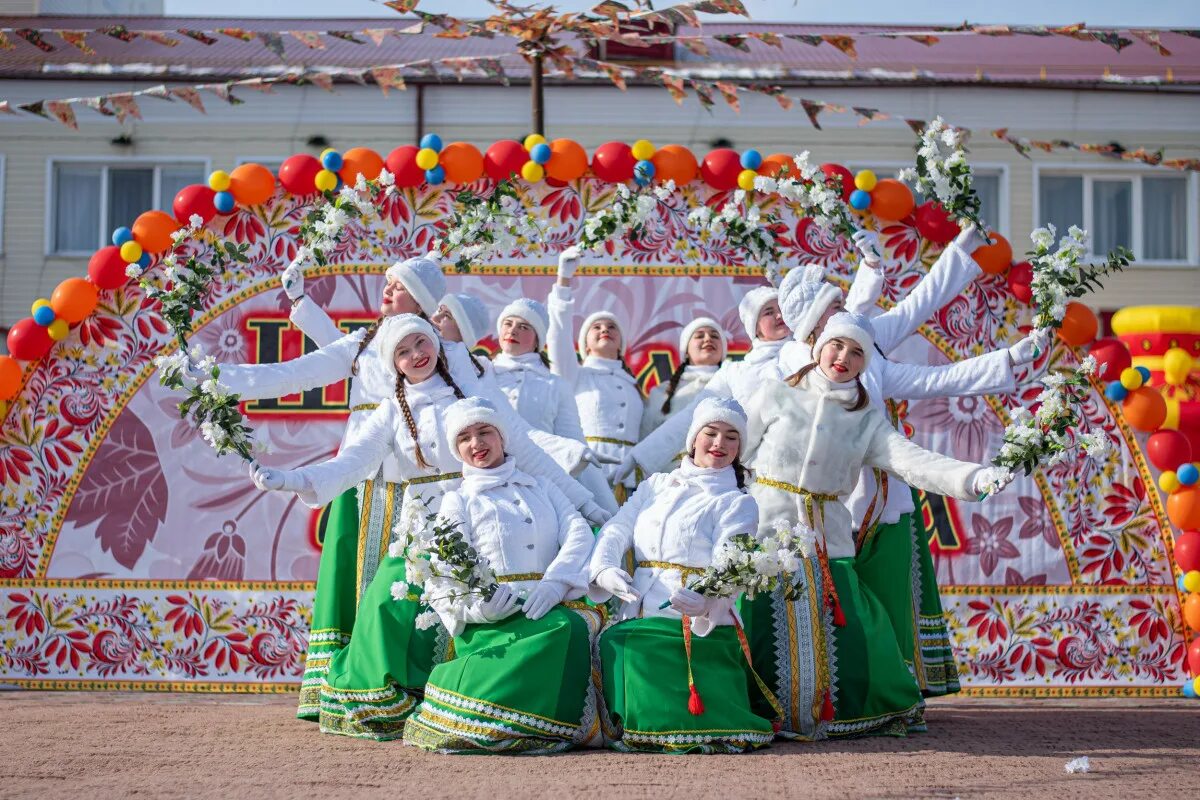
top-left (531, 54), bottom-right (545, 135)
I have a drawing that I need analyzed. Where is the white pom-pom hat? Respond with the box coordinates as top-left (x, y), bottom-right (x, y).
top-left (677, 316), bottom-right (727, 361)
top-left (779, 263), bottom-right (844, 344)
top-left (812, 311), bottom-right (876, 371)
top-left (375, 313), bottom-right (440, 382)
top-left (439, 292), bottom-right (490, 348)
top-left (577, 310), bottom-right (625, 358)
top-left (497, 297), bottom-right (550, 348)
top-left (685, 396), bottom-right (749, 454)
top-left (443, 397), bottom-right (509, 459)
top-left (384, 254), bottom-right (446, 317)
top-left (737, 286), bottom-right (778, 342)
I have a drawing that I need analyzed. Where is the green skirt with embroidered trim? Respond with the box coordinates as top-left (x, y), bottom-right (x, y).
top-left (598, 616), bottom-right (775, 754)
top-left (403, 604), bottom-right (603, 754)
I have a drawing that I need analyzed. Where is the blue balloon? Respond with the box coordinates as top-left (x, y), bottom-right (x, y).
top-left (1136, 365), bottom-right (1152, 383)
top-left (111, 227), bottom-right (133, 246)
top-left (1178, 463), bottom-right (1199, 486)
top-left (634, 160), bottom-right (655, 184)
top-left (529, 142), bottom-right (552, 165)
top-left (1184, 682), bottom-right (1197, 699)
top-left (419, 133), bottom-right (443, 152)
top-left (321, 151), bottom-right (343, 171)
top-left (849, 189), bottom-right (871, 210)
top-left (213, 191), bottom-right (235, 214)
top-left (33, 305), bottom-right (56, 326)
top-left (740, 149), bottom-right (763, 170)
top-left (1104, 382), bottom-right (1128, 402)
top-left (138, 252), bottom-right (151, 268)
top-left (425, 166), bottom-right (446, 185)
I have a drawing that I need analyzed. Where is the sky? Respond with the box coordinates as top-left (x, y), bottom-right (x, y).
top-left (162, 0), bottom-right (1200, 27)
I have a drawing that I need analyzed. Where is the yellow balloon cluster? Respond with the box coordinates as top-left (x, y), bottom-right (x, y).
top-left (854, 169), bottom-right (877, 191)
top-left (314, 169), bottom-right (339, 192)
top-left (631, 139), bottom-right (655, 161)
top-left (1164, 347), bottom-right (1194, 387)
top-left (523, 133), bottom-right (547, 150)
top-left (208, 170), bottom-right (231, 192)
top-left (1120, 367), bottom-right (1145, 391)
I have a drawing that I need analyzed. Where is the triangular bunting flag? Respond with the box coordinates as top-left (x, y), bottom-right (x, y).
top-left (821, 34), bottom-right (857, 58)
top-left (384, 0), bottom-right (421, 10)
top-left (99, 25), bottom-right (136, 42)
top-left (109, 94), bottom-right (143, 122)
top-left (0, 31), bottom-right (14, 50)
top-left (785, 33), bottom-right (823, 46)
top-left (906, 118), bottom-right (928, 136)
top-left (142, 31), bottom-right (180, 47)
top-left (661, 73), bottom-right (687, 105)
top-left (594, 60), bottom-right (627, 91)
top-left (15, 29), bottom-right (55, 52)
top-left (363, 28), bottom-right (391, 46)
top-left (327, 31), bottom-right (366, 44)
top-left (690, 80), bottom-right (715, 111)
top-left (83, 96), bottom-right (115, 117)
top-left (289, 30), bottom-right (325, 49)
top-left (477, 58), bottom-right (509, 86)
top-left (748, 31), bottom-right (782, 48)
top-left (800, 99), bottom-right (825, 129)
top-left (257, 32), bottom-right (285, 58)
top-left (178, 29), bottom-right (218, 45)
top-left (1131, 29), bottom-right (1172, 56)
top-left (58, 30), bottom-right (95, 55)
top-left (852, 106), bottom-right (889, 125)
top-left (143, 85), bottom-right (173, 101)
top-left (714, 34), bottom-right (750, 52)
top-left (678, 37), bottom-right (709, 57)
top-left (18, 100), bottom-right (48, 117)
top-left (203, 83), bottom-right (244, 106)
top-left (239, 78), bottom-right (275, 93)
top-left (0, 101), bottom-right (16, 114)
top-left (1090, 31), bottom-right (1133, 52)
top-left (713, 81), bottom-right (740, 113)
top-left (905, 34), bottom-right (940, 46)
top-left (171, 87), bottom-right (206, 113)
top-left (306, 71), bottom-right (336, 92)
top-left (216, 28), bottom-right (255, 42)
top-left (46, 100), bottom-right (77, 130)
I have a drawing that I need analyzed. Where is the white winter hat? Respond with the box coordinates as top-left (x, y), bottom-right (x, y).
top-left (685, 397), bottom-right (749, 455)
top-left (376, 313), bottom-right (440, 382)
top-left (577, 310), bottom-right (624, 357)
top-left (385, 253), bottom-right (446, 317)
top-left (497, 297), bottom-right (550, 348)
top-left (440, 292), bottom-right (490, 348)
top-left (812, 311), bottom-right (875, 372)
top-left (779, 263), bottom-right (844, 344)
top-left (442, 397), bottom-right (509, 458)
top-left (737, 286), bottom-right (778, 342)
top-left (677, 316), bottom-right (727, 360)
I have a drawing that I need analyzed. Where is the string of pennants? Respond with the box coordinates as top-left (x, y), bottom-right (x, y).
top-left (1, 49), bottom-right (1194, 172)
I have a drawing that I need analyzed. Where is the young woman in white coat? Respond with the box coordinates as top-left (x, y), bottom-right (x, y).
top-left (589, 397), bottom-right (776, 754)
top-left (639, 317), bottom-right (727, 441)
top-left (741, 312), bottom-right (1013, 740)
top-left (431, 291), bottom-right (491, 373)
top-left (402, 397), bottom-right (602, 754)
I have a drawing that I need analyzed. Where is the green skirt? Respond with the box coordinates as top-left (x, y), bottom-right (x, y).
top-left (404, 604), bottom-right (604, 754)
top-left (599, 616), bottom-right (775, 754)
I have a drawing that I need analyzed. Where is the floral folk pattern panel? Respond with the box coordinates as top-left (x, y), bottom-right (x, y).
top-left (0, 179), bottom-right (1186, 693)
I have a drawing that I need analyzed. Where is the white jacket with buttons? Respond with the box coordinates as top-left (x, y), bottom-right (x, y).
top-left (431, 458), bottom-right (595, 636)
top-left (492, 352), bottom-right (587, 444)
top-left (640, 364), bottom-right (720, 442)
top-left (588, 460), bottom-right (759, 635)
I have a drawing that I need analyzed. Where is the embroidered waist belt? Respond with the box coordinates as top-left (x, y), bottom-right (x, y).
top-left (497, 572), bottom-right (544, 583)
top-left (349, 403), bottom-right (379, 413)
top-left (586, 436), bottom-right (636, 447)
top-left (399, 471), bottom-right (462, 491)
top-left (636, 560), bottom-right (705, 578)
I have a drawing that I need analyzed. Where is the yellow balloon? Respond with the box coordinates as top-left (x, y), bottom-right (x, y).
top-left (520, 161), bottom-right (545, 183)
top-left (737, 168), bottom-right (758, 191)
top-left (523, 134), bottom-right (547, 150)
top-left (631, 139), bottom-right (655, 161)
top-left (208, 170), bottom-right (231, 192)
top-left (1119, 367), bottom-right (1143, 391)
top-left (1184, 570), bottom-right (1200, 593)
top-left (1160, 471), bottom-right (1181, 494)
top-left (0, 401), bottom-right (7, 418)
top-left (1194, 675), bottom-right (1200, 696)
top-left (31, 298), bottom-right (51, 315)
top-left (47, 319), bottom-right (69, 341)
top-left (415, 148), bottom-right (440, 171)
top-left (119, 240), bottom-right (143, 263)
top-left (314, 169), bottom-right (338, 192)
top-left (1164, 347), bottom-right (1193, 387)
top-left (854, 170), bottom-right (878, 192)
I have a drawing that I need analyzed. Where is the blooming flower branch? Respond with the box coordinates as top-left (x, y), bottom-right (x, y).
top-left (578, 181), bottom-right (675, 252)
top-left (436, 178), bottom-right (546, 273)
top-left (686, 188), bottom-right (784, 285)
top-left (755, 151), bottom-right (859, 241)
top-left (1027, 224), bottom-right (1133, 331)
top-left (901, 117), bottom-right (987, 238)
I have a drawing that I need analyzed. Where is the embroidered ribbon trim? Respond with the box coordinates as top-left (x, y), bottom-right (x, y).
top-left (349, 403), bottom-right (379, 412)
top-left (496, 572), bottom-right (545, 583)
top-left (636, 560), bottom-right (706, 578)
top-left (400, 471), bottom-right (462, 490)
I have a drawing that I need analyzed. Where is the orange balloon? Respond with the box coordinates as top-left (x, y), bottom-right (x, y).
top-left (870, 178), bottom-right (915, 221)
top-left (1122, 386), bottom-right (1168, 432)
top-left (651, 144), bottom-right (698, 186)
top-left (50, 277), bottom-right (98, 324)
top-left (973, 233), bottom-right (1013, 275)
top-left (757, 153), bottom-right (792, 179)
top-left (132, 210), bottom-right (181, 254)
top-left (0, 355), bottom-right (20, 401)
top-left (438, 142), bottom-right (485, 184)
top-left (1169, 487), bottom-right (1200, 531)
top-left (546, 139), bottom-right (588, 182)
top-left (1057, 301), bottom-right (1098, 347)
top-left (229, 163), bottom-right (277, 206)
top-left (337, 147), bottom-right (384, 185)
top-left (1185, 594), bottom-right (1200, 632)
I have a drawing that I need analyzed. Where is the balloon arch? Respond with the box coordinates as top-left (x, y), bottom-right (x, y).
top-left (0, 137), bottom-right (1191, 695)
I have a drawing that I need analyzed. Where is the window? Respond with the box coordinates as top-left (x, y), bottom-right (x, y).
top-left (856, 164), bottom-right (1007, 233)
top-left (50, 160), bottom-right (206, 254)
top-left (0, 154), bottom-right (6, 253)
top-left (1036, 170), bottom-right (1193, 263)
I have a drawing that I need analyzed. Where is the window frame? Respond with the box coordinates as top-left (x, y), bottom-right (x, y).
top-left (848, 160), bottom-right (1011, 241)
top-left (44, 155), bottom-right (211, 257)
top-left (0, 154), bottom-right (6, 255)
top-left (1032, 163), bottom-right (1199, 268)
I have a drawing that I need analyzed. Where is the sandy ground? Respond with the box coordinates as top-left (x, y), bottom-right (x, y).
top-left (1, 692), bottom-right (1195, 800)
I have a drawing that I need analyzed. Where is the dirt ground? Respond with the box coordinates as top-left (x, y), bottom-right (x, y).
top-left (1, 692), bottom-right (1195, 800)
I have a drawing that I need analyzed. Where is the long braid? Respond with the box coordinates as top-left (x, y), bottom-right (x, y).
top-left (435, 347), bottom-right (466, 400)
top-left (787, 362), bottom-right (868, 411)
top-left (660, 357), bottom-right (690, 415)
top-left (351, 316), bottom-right (385, 376)
top-left (395, 377), bottom-right (431, 470)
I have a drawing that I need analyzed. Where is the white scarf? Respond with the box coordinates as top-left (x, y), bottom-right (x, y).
top-left (492, 351), bottom-right (547, 373)
top-left (582, 354), bottom-right (638, 386)
top-left (460, 457), bottom-right (535, 494)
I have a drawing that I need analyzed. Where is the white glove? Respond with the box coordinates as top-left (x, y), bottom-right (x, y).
top-left (611, 452), bottom-right (638, 484)
top-left (248, 461), bottom-right (310, 494)
top-left (522, 579), bottom-right (569, 621)
top-left (580, 500), bottom-right (612, 527)
top-left (954, 223), bottom-right (989, 255)
top-left (851, 229), bottom-right (882, 266)
top-left (1008, 329), bottom-right (1050, 366)
top-left (668, 586), bottom-right (711, 617)
top-left (557, 245), bottom-right (581, 280)
top-left (281, 259), bottom-right (305, 301)
top-left (594, 567), bottom-right (640, 603)
top-left (972, 466), bottom-right (1015, 497)
top-left (478, 585), bottom-right (521, 623)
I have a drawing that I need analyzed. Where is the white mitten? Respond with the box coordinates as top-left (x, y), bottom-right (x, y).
top-left (478, 585), bottom-right (521, 623)
top-left (580, 500), bottom-right (612, 527)
top-left (248, 461), bottom-right (309, 494)
top-left (610, 452), bottom-right (638, 483)
top-left (954, 223), bottom-right (989, 255)
top-left (851, 229), bottom-right (882, 265)
top-left (668, 587), bottom-right (710, 617)
top-left (281, 259), bottom-right (305, 301)
top-left (557, 245), bottom-right (581, 280)
top-left (1008, 329), bottom-right (1050, 366)
top-left (973, 466), bottom-right (1015, 497)
top-left (594, 567), bottom-right (640, 603)
top-left (523, 579), bottom-right (569, 621)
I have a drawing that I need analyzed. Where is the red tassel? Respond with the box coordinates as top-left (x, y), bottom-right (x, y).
top-left (688, 683), bottom-right (706, 716)
top-left (771, 719), bottom-right (782, 733)
top-left (821, 689), bottom-right (835, 721)
top-left (832, 594), bottom-right (847, 627)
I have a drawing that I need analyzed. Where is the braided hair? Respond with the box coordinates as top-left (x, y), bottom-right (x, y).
top-left (393, 346), bottom-right (466, 470)
top-left (660, 357), bottom-right (690, 415)
top-left (786, 362), bottom-right (869, 411)
top-left (351, 316), bottom-right (385, 376)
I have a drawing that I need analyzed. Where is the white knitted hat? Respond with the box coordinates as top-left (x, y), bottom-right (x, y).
top-left (577, 310), bottom-right (624, 358)
top-left (384, 254), bottom-right (446, 317)
top-left (497, 297), bottom-right (550, 348)
top-left (779, 263), bottom-right (844, 344)
top-left (440, 292), bottom-right (490, 348)
top-left (737, 286), bottom-right (778, 342)
top-left (677, 316), bottom-right (727, 360)
top-left (442, 397), bottom-right (509, 458)
top-left (375, 313), bottom-right (440, 382)
top-left (685, 396), bottom-right (749, 455)
top-left (812, 311), bottom-right (875, 372)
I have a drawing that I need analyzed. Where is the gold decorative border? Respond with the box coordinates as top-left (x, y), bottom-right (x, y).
top-left (0, 578), bottom-right (315, 591)
top-left (0, 678), bottom-right (299, 693)
top-left (940, 584), bottom-right (1178, 596)
top-left (957, 685), bottom-right (1182, 698)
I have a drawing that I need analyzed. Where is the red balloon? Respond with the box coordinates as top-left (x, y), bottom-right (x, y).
top-left (819, 163), bottom-right (855, 202)
top-left (7, 318), bottom-right (54, 361)
top-left (485, 140), bottom-right (529, 182)
top-left (385, 145), bottom-right (425, 188)
top-left (1007, 261), bottom-right (1033, 304)
top-left (1176, 530), bottom-right (1200, 573)
top-left (591, 141), bottom-right (636, 183)
top-left (1188, 637), bottom-right (1200, 677)
top-left (1147, 430), bottom-right (1192, 472)
top-left (1088, 337), bottom-right (1132, 383)
top-left (278, 154), bottom-right (322, 196)
top-left (914, 200), bottom-right (959, 245)
top-left (88, 245), bottom-right (130, 290)
top-left (172, 184), bottom-right (216, 226)
top-left (700, 148), bottom-right (742, 191)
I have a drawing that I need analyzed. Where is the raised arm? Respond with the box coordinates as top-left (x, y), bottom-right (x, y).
top-left (845, 262), bottom-right (885, 316)
top-left (626, 365), bottom-right (736, 475)
top-left (289, 400), bottom-right (396, 507)
top-left (289, 295), bottom-right (345, 349)
top-left (876, 348), bottom-right (1017, 401)
top-left (863, 416), bottom-right (984, 502)
top-left (216, 328), bottom-right (363, 401)
top-left (546, 283), bottom-right (581, 385)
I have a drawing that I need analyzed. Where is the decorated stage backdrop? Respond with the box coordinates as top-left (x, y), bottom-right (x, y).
top-left (0, 176), bottom-right (1188, 694)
